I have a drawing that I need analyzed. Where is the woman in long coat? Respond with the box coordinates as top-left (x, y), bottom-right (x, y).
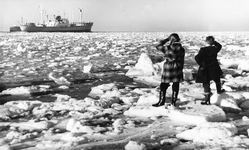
top-left (195, 36), bottom-right (225, 105)
top-left (152, 33), bottom-right (185, 107)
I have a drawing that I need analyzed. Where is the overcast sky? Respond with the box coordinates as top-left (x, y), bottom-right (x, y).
top-left (1, 0), bottom-right (249, 32)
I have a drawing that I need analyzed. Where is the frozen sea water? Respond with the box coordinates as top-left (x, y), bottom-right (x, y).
top-left (0, 31), bottom-right (249, 150)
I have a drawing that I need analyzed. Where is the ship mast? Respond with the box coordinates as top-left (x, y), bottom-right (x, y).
top-left (38, 5), bottom-right (44, 24)
top-left (21, 17), bottom-right (23, 25)
top-left (44, 10), bottom-right (47, 23)
top-left (63, 10), bottom-right (66, 18)
top-left (79, 8), bottom-right (83, 23)
top-left (72, 12), bottom-right (74, 22)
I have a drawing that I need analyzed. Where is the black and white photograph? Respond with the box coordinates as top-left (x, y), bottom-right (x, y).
top-left (1, 0), bottom-right (249, 149)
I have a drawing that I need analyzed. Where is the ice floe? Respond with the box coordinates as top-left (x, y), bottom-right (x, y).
top-left (1, 32), bottom-right (249, 149)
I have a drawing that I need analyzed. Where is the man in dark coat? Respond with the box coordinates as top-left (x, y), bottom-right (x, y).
top-left (195, 36), bottom-right (225, 105)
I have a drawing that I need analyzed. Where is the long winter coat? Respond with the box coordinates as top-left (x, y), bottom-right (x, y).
top-left (195, 41), bottom-right (223, 83)
top-left (157, 40), bottom-right (185, 83)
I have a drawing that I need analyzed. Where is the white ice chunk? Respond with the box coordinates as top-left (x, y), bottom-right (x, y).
top-left (124, 106), bottom-right (169, 118)
top-left (10, 120), bottom-right (53, 131)
top-left (176, 122), bottom-right (238, 141)
top-left (219, 58), bottom-right (239, 69)
top-left (126, 53), bottom-right (155, 76)
top-left (238, 60), bottom-right (249, 71)
top-left (4, 101), bottom-right (42, 111)
top-left (210, 93), bottom-right (241, 113)
top-left (136, 94), bottom-right (158, 106)
top-left (125, 141), bottom-right (147, 150)
top-left (168, 102), bottom-right (226, 125)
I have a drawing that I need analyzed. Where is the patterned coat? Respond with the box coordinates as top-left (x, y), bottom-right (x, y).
top-left (157, 40), bottom-right (185, 83)
top-left (195, 41), bottom-right (223, 83)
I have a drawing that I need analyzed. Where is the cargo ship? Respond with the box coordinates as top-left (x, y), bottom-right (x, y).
top-left (20, 21), bottom-right (93, 32)
top-left (20, 8), bottom-right (93, 32)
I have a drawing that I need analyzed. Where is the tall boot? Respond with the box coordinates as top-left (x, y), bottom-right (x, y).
top-left (201, 93), bottom-right (212, 105)
top-left (171, 91), bottom-right (178, 106)
top-left (152, 90), bottom-right (166, 107)
top-left (216, 83), bottom-right (225, 94)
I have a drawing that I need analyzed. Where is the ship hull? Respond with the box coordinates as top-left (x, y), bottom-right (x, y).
top-left (20, 24), bottom-right (93, 32)
top-left (10, 26), bottom-right (21, 32)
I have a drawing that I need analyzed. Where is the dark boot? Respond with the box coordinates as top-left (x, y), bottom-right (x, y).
top-left (201, 93), bottom-right (212, 105)
top-left (152, 90), bottom-right (166, 107)
top-left (216, 83), bottom-right (225, 94)
top-left (171, 91), bottom-right (178, 106)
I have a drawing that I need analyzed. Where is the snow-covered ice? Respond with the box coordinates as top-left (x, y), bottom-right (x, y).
top-left (0, 32), bottom-right (249, 149)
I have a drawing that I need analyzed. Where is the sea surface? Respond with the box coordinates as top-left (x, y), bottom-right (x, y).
top-left (0, 31), bottom-right (249, 150)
